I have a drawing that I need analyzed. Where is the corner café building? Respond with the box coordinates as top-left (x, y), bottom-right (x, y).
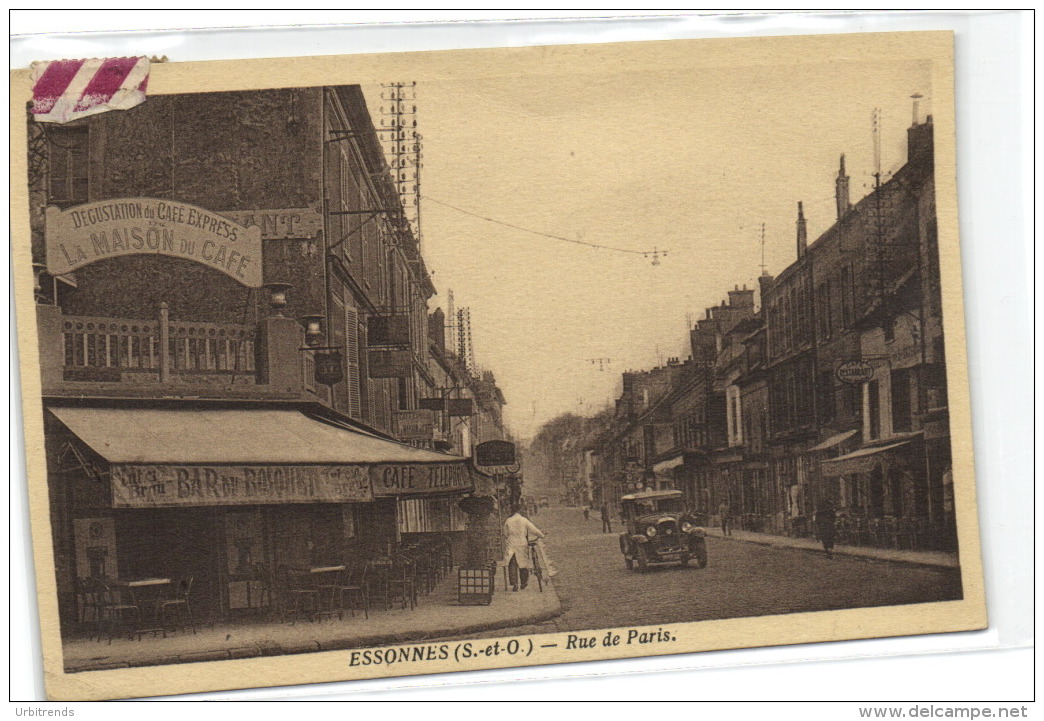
top-left (47, 404), bottom-right (476, 628)
top-left (35, 193), bottom-right (479, 631)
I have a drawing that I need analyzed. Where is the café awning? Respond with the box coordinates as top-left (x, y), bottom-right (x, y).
top-left (652, 455), bottom-right (685, 474)
top-left (809, 429), bottom-right (859, 452)
top-left (49, 407), bottom-right (475, 507)
top-left (820, 440), bottom-right (911, 477)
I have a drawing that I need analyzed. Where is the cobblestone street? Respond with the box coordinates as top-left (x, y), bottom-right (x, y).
top-left (449, 506), bottom-right (963, 638)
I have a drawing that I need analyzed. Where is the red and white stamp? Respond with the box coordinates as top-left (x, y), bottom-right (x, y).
top-left (30, 56), bottom-right (150, 123)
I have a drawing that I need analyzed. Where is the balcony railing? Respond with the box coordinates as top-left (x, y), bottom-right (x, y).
top-left (60, 313), bottom-right (256, 383)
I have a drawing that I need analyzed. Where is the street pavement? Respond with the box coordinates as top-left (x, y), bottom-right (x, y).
top-left (449, 506), bottom-right (963, 638)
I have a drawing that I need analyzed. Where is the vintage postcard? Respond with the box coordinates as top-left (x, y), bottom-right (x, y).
top-left (10, 31), bottom-right (985, 700)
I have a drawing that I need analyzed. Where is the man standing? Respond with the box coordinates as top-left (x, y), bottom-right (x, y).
top-left (600, 503), bottom-right (612, 533)
top-left (814, 500), bottom-right (837, 558)
top-left (718, 500), bottom-right (732, 537)
top-left (503, 506), bottom-right (545, 591)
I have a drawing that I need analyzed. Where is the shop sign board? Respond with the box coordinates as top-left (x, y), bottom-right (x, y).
top-left (475, 440), bottom-right (516, 467)
top-left (447, 398), bottom-right (474, 417)
top-left (45, 199), bottom-right (263, 286)
top-left (368, 315), bottom-right (411, 346)
top-left (836, 360), bottom-right (875, 385)
top-left (395, 409), bottom-right (437, 441)
top-left (371, 463), bottom-right (473, 496)
top-left (368, 350), bottom-right (413, 378)
top-left (111, 463), bottom-right (373, 507)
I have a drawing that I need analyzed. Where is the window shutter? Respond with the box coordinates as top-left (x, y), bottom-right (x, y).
top-left (345, 306), bottom-right (361, 418)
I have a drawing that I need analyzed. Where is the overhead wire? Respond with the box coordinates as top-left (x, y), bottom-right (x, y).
top-left (421, 195), bottom-right (665, 257)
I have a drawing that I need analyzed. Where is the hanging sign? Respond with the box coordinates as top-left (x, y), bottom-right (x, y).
top-left (447, 398), bottom-right (474, 417)
top-left (475, 440), bottom-right (516, 467)
top-left (368, 350), bottom-right (413, 378)
top-left (836, 360), bottom-right (876, 385)
top-left (395, 409), bottom-right (437, 441)
top-left (368, 315), bottom-right (411, 346)
top-left (45, 198), bottom-right (263, 286)
top-left (314, 352), bottom-right (344, 386)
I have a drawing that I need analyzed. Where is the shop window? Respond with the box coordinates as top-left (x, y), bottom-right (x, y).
top-left (818, 372), bottom-right (835, 423)
top-left (891, 367), bottom-right (913, 432)
top-left (840, 266), bottom-right (854, 328)
top-left (867, 380), bottom-right (881, 440)
top-left (884, 317), bottom-right (896, 343)
top-left (47, 125), bottom-right (88, 206)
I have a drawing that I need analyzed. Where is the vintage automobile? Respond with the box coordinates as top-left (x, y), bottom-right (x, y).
top-left (618, 489), bottom-right (708, 571)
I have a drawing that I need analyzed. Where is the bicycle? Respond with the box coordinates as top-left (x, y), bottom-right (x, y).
top-left (527, 541), bottom-right (544, 593)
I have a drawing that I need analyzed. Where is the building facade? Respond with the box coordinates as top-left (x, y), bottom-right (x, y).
top-left (591, 113), bottom-right (953, 551)
top-left (29, 85), bottom-right (508, 631)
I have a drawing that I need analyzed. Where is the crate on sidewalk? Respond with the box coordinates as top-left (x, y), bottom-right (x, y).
top-left (457, 563), bottom-right (496, 605)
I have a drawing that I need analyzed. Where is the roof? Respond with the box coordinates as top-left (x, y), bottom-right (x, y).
top-left (50, 407), bottom-right (467, 465)
top-left (620, 489), bottom-right (684, 501)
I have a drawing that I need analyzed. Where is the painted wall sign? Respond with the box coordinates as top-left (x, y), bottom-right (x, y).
top-left (836, 360), bottom-right (876, 385)
top-left (45, 199), bottom-right (263, 286)
top-left (111, 464), bottom-right (373, 507)
top-left (219, 208), bottom-right (322, 240)
top-left (371, 463), bottom-right (473, 496)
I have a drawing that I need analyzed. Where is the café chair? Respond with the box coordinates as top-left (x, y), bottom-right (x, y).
top-left (324, 565), bottom-right (370, 620)
top-left (387, 555), bottom-right (417, 610)
top-left (158, 577), bottom-right (197, 635)
top-left (282, 568), bottom-right (321, 624)
top-left (76, 577), bottom-right (106, 638)
top-left (98, 581), bottom-right (142, 644)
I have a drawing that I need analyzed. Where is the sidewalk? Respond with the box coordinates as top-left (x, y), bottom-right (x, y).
top-left (63, 568), bottom-right (562, 672)
top-left (707, 527), bottom-right (959, 568)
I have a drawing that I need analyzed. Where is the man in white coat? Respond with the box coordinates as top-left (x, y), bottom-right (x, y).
top-left (503, 505), bottom-right (545, 591)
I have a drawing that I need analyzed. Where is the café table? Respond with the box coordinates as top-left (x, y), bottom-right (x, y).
top-left (109, 577), bottom-right (171, 639)
top-left (287, 566), bottom-right (346, 621)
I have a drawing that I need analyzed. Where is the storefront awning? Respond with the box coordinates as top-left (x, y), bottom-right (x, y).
top-left (809, 429), bottom-right (859, 452)
top-left (50, 407), bottom-right (475, 507)
top-left (820, 440), bottom-right (911, 477)
top-left (652, 455), bottom-right (685, 474)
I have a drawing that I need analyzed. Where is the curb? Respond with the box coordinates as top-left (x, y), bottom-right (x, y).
top-left (708, 531), bottom-right (959, 570)
top-left (64, 588), bottom-right (564, 673)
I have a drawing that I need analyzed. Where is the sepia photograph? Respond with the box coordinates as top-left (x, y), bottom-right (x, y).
top-left (11, 30), bottom-right (986, 700)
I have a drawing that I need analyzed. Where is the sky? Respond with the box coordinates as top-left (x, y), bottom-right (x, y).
top-left (364, 55), bottom-right (932, 440)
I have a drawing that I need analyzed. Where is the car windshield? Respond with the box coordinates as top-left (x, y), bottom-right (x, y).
top-left (627, 496), bottom-right (685, 516)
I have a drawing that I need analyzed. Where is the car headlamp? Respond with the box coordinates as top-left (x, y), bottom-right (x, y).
top-left (645, 525), bottom-right (657, 537)
top-left (681, 521), bottom-right (693, 533)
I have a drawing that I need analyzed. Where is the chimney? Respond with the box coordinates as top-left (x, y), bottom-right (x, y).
top-left (907, 114), bottom-right (934, 165)
top-left (835, 154), bottom-right (851, 220)
top-left (728, 286), bottom-right (755, 309)
top-left (796, 201), bottom-right (807, 258)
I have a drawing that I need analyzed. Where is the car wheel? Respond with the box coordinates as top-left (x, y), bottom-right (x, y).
top-left (693, 538), bottom-right (708, 568)
top-left (635, 544), bottom-right (649, 572)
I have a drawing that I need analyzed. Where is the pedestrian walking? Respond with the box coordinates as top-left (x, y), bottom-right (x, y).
top-left (600, 503), bottom-right (612, 533)
top-left (503, 505), bottom-right (545, 591)
top-left (718, 501), bottom-right (733, 537)
top-left (583, 505), bottom-right (590, 522)
top-left (815, 500), bottom-right (837, 558)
